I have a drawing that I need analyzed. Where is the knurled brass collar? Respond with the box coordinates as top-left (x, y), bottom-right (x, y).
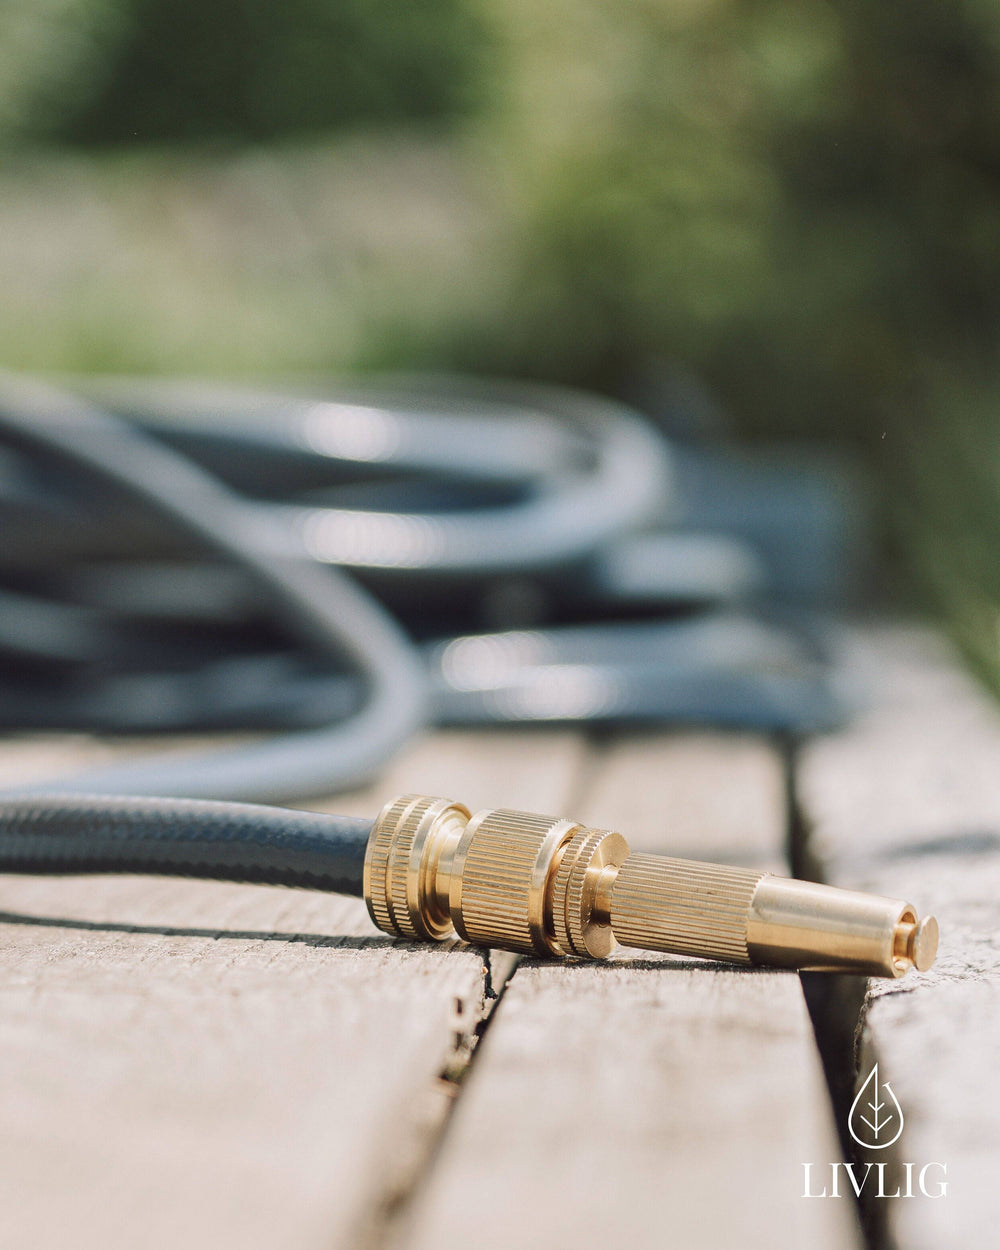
top-left (363, 794), bottom-right (470, 941)
top-left (450, 808), bottom-right (581, 956)
top-left (364, 795), bottom-right (591, 957)
top-left (550, 825), bottom-right (629, 958)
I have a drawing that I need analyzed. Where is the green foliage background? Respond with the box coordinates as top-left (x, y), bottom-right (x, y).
top-left (1, 0), bottom-right (999, 685)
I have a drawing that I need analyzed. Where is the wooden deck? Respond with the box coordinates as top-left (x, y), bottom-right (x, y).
top-left (0, 623), bottom-right (993, 1250)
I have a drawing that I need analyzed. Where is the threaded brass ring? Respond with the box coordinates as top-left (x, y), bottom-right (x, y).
top-left (559, 826), bottom-right (629, 958)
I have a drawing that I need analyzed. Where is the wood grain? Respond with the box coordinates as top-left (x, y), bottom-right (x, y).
top-left (577, 730), bottom-right (787, 864)
top-left (325, 727), bottom-right (589, 819)
top-left (399, 732), bottom-right (861, 1250)
top-left (0, 729), bottom-right (585, 1250)
top-left (796, 624), bottom-right (1000, 1249)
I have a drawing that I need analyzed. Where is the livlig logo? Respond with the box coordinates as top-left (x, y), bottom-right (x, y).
top-left (848, 1062), bottom-right (903, 1149)
top-left (802, 1063), bottom-right (947, 1199)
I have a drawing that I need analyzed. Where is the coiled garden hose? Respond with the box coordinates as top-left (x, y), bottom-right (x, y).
top-left (0, 371), bottom-right (426, 801)
top-left (0, 369), bottom-right (849, 802)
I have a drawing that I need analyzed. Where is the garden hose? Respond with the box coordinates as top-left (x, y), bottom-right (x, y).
top-left (0, 370), bottom-right (848, 802)
top-left (0, 372), bottom-right (937, 980)
top-left (0, 791), bottom-right (938, 979)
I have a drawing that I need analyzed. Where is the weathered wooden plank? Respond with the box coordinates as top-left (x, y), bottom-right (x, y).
top-left (579, 730), bottom-right (787, 863)
top-left (400, 733), bottom-right (861, 1250)
top-left (327, 727), bottom-right (589, 819)
top-left (0, 726), bottom-right (585, 821)
top-left (0, 729), bottom-right (586, 1250)
top-left (0, 732), bottom-right (128, 789)
top-left (796, 624), bottom-right (1000, 1248)
top-left (0, 886), bottom-right (482, 1250)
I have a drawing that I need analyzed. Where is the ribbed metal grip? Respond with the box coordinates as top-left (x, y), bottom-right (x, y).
top-left (551, 825), bottom-right (629, 959)
top-left (451, 809), bottom-right (578, 956)
top-left (364, 793), bottom-right (416, 938)
top-left (611, 854), bottom-right (765, 964)
top-left (364, 794), bottom-right (470, 941)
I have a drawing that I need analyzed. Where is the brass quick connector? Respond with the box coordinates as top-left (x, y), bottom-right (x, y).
top-left (363, 795), bottom-right (939, 978)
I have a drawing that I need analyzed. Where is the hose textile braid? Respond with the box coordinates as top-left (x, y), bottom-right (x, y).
top-left (0, 794), bottom-right (372, 895)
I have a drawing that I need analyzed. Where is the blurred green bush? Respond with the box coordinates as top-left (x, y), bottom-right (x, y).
top-left (0, 0), bottom-right (490, 142)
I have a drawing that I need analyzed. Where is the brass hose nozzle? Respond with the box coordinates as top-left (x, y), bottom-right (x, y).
top-left (363, 795), bottom-right (938, 978)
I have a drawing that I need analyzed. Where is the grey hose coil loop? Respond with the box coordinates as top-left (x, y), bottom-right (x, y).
top-left (0, 371), bottom-right (428, 802)
top-left (0, 369), bottom-right (847, 807)
top-left (11, 375), bottom-right (672, 575)
top-left (0, 372), bottom-right (681, 800)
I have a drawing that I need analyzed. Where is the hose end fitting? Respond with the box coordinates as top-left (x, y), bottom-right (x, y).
top-left (363, 795), bottom-right (938, 977)
top-left (364, 793), bottom-right (584, 955)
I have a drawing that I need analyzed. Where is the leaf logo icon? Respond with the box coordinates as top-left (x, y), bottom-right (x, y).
top-left (849, 1062), bottom-right (904, 1150)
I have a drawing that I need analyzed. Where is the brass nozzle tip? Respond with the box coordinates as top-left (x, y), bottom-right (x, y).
top-left (894, 913), bottom-right (939, 973)
top-left (363, 794), bottom-right (938, 978)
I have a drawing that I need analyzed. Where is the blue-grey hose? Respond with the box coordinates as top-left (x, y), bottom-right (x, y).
top-left (0, 794), bottom-right (372, 896)
top-left (0, 371), bottom-right (428, 802)
top-left (0, 369), bottom-right (849, 802)
top-left (2, 375), bottom-right (672, 575)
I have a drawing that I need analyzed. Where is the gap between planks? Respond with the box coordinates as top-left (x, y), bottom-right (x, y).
top-left (794, 623), bottom-right (1000, 1250)
top-left (394, 731), bottom-right (862, 1250)
top-left (0, 729), bottom-right (582, 1250)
